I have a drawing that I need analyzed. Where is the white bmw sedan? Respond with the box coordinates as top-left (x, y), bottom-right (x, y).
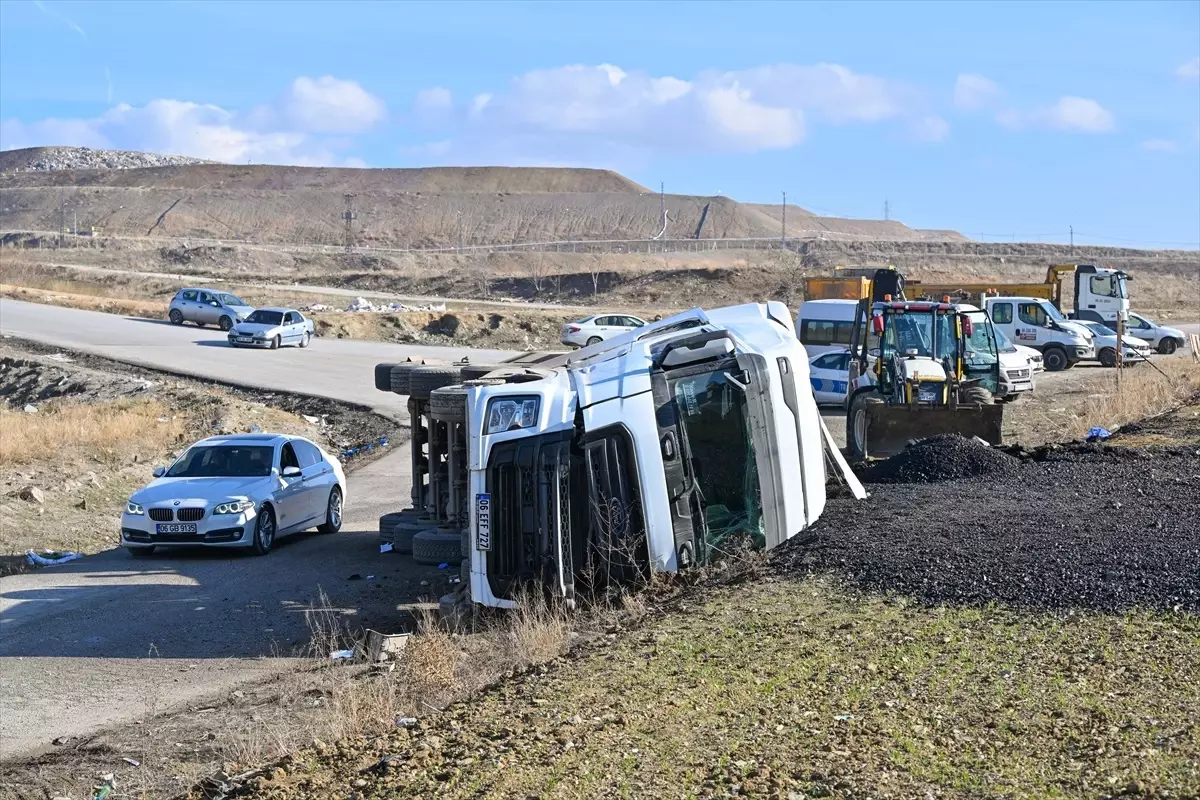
top-left (121, 434), bottom-right (346, 557)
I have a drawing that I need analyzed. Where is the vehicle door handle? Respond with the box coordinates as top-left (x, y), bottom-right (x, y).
top-left (661, 433), bottom-right (677, 460)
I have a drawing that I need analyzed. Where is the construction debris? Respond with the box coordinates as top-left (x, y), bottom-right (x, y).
top-left (863, 434), bottom-right (1020, 484)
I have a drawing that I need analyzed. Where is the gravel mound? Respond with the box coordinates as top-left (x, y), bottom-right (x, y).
top-left (864, 433), bottom-right (1021, 484)
top-left (778, 445), bottom-right (1200, 613)
top-left (5, 146), bottom-right (215, 172)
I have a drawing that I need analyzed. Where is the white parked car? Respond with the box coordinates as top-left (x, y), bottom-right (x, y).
top-left (1075, 321), bottom-right (1153, 367)
top-left (121, 434), bottom-right (346, 557)
top-left (808, 349), bottom-right (851, 405)
top-left (1126, 312), bottom-right (1186, 354)
top-left (561, 314), bottom-right (646, 348)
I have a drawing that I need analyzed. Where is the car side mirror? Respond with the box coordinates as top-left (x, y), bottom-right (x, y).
top-left (282, 466), bottom-right (302, 478)
top-left (152, 466), bottom-right (166, 478)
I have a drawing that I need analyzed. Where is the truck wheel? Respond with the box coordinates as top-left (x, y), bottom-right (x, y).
top-left (1098, 348), bottom-right (1117, 368)
top-left (962, 385), bottom-right (995, 406)
top-left (1159, 338), bottom-right (1178, 355)
top-left (375, 363), bottom-right (405, 392)
top-left (378, 510), bottom-right (415, 543)
top-left (847, 391), bottom-right (885, 461)
top-left (1042, 347), bottom-right (1068, 372)
top-left (409, 366), bottom-right (464, 401)
top-left (412, 528), bottom-right (464, 566)
top-left (460, 363), bottom-right (503, 381)
top-left (390, 363), bottom-right (427, 396)
top-left (430, 379), bottom-right (504, 423)
top-left (391, 517), bottom-right (431, 554)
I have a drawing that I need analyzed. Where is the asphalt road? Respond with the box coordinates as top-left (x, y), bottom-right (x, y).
top-left (0, 299), bottom-right (518, 419)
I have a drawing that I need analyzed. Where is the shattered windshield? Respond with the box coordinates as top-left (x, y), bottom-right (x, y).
top-left (883, 310), bottom-right (956, 359)
top-left (672, 368), bottom-right (763, 552)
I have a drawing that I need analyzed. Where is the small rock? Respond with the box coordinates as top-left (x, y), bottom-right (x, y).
top-left (19, 486), bottom-right (45, 504)
top-left (52, 736), bottom-right (70, 745)
top-left (76, 499), bottom-right (89, 511)
top-left (353, 778), bottom-right (368, 788)
top-left (232, 690), bottom-right (245, 699)
top-left (23, 404), bottom-right (37, 413)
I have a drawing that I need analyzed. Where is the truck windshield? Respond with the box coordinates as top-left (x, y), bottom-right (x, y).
top-left (672, 368), bottom-right (763, 551)
top-left (1039, 301), bottom-right (1067, 321)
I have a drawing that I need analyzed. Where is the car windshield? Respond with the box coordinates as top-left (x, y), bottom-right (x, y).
top-left (216, 293), bottom-right (247, 306)
top-left (166, 445), bottom-right (274, 478)
top-left (1084, 322), bottom-right (1117, 336)
top-left (671, 368), bottom-right (763, 552)
top-left (245, 310), bottom-right (284, 325)
top-left (992, 323), bottom-right (1017, 352)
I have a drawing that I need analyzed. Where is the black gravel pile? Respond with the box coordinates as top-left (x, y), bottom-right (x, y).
top-left (864, 433), bottom-right (1021, 484)
top-left (780, 444), bottom-right (1200, 612)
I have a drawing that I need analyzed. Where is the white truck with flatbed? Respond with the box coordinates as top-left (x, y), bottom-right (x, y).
top-left (376, 303), bottom-right (864, 612)
top-left (983, 296), bottom-right (1095, 371)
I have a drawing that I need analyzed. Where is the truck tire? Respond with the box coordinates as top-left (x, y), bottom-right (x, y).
top-left (390, 363), bottom-right (425, 395)
top-left (848, 391), bottom-right (886, 461)
top-left (461, 527), bottom-right (471, 558)
top-left (1098, 348), bottom-right (1117, 368)
top-left (460, 558), bottom-right (470, 584)
top-left (1159, 338), bottom-right (1178, 355)
top-left (1042, 347), bottom-right (1069, 372)
top-left (378, 510), bottom-right (414, 543)
top-left (962, 385), bottom-right (995, 406)
top-left (430, 379), bottom-right (505, 423)
top-left (412, 528), bottom-right (464, 566)
top-left (460, 363), bottom-right (502, 381)
top-left (375, 363), bottom-right (403, 392)
top-left (409, 366), bottom-right (464, 401)
top-left (391, 517), bottom-right (431, 554)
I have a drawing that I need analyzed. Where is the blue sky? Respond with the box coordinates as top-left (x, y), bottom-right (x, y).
top-left (1, 0), bottom-right (1198, 247)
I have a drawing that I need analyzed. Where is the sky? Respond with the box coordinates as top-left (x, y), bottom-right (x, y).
top-left (0, 0), bottom-right (1198, 248)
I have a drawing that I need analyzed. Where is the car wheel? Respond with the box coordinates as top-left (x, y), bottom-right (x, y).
top-left (586, 336), bottom-right (603, 346)
top-left (127, 546), bottom-right (156, 557)
top-left (168, 309), bottom-right (184, 325)
top-left (1098, 348), bottom-right (1117, 368)
top-left (270, 335), bottom-right (281, 350)
top-left (299, 332), bottom-right (311, 348)
top-left (1042, 347), bottom-right (1068, 372)
top-left (250, 505), bottom-right (275, 555)
top-left (318, 487), bottom-right (343, 534)
top-left (1159, 338), bottom-right (1178, 355)
top-left (219, 315), bottom-right (234, 332)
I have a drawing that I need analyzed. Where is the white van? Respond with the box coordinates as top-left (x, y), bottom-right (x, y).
top-left (796, 299), bottom-right (859, 357)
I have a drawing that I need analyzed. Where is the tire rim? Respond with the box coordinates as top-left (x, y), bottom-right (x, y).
top-left (330, 491), bottom-right (342, 527)
top-left (853, 408), bottom-right (867, 453)
top-left (259, 510), bottom-right (275, 549)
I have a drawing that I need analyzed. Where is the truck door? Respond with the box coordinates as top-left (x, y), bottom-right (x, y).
top-left (1076, 269), bottom-right (1125, 324)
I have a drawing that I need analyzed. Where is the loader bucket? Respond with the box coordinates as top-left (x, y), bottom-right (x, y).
top-left (864, 404), bottom-right (1004, 460)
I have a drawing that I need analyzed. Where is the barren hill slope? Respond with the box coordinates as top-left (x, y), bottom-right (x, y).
top-left (0, 146), bottom-right (964, 247)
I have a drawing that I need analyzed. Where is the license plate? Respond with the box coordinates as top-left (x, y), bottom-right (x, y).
top-left (156, 523), bottom-right (198, 534)
top-left (235, 337), bottom-right (253, 343)
top-left (919, 389), bottom-right (939, 402)
top-left (475, 493), bottom-right (491, 551)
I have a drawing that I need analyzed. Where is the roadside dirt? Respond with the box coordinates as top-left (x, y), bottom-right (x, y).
top-left (0, 341), bottom-right (396, 568)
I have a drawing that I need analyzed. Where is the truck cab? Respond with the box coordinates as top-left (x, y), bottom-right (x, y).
top-left (984, 296), bottom-right (1095, 372)
top-left (1051, 263), bottom-right (1130, 325)
top-left (464, 303), bottom-right (839, 609)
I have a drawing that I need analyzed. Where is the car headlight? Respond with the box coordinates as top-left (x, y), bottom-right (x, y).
top-left (485, 397), bottom-right (540, 434)
top-left (213, 500), bottom-right (253, 515)
top-left (126, 501), bottom-right (144, 515)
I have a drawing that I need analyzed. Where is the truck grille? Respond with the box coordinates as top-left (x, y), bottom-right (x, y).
top-left (177, 508), bottom-right (205, 522)
top-left (148, 509), bottom-right (173, 522)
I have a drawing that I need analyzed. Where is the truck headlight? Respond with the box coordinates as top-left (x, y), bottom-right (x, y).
top-left (214, 500), bottom-right (253, 515)
top-left (485, 397), bottom-right (540, 434)
top-left (126, 501), bottom-right (144, 515)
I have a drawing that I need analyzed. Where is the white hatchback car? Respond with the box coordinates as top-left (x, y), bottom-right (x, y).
top-left (121, 433), bottom-right (346, 557)
top-left (561, 314), bottom-right (647, 348)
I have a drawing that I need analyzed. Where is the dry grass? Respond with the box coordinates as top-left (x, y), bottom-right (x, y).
top-left (0, 283), bottom-right (162, 317)
top-left (0, 398), bottom-right (186, 465)
top-left (1063, 359), bottom-right (1200, 439)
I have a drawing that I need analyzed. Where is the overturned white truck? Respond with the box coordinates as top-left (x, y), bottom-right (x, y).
top-left (374, 302), bottom-right (863, 612)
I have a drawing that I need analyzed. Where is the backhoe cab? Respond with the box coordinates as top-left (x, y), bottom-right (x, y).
top-left (845, 288), bottom-right (1003, 460)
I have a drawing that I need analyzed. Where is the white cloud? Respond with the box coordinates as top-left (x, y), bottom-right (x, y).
top-left (0, 78), bottom-right (375, 165)
top-left (414, 86), bottom-right (453, 120)
top-left (954, 73), bottom-right (1002, 110)
top-left (280, 76), bottom-right (385, 134)
top-left (1141, 138), bottom-right (1178, 153)
top-left (998, 96), bottom-right (1115, 133)
top-left (1176, 57), bottom-right (1200, 81)
top-left (408, 61), bottom-right (935, 161)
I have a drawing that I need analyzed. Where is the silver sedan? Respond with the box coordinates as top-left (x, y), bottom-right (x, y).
top-left (227, 307), bottom-right (315, 349)
top-left (120, 433), bottom-right (346, 556)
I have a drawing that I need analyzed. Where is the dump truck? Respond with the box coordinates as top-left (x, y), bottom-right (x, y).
top-left (375, 303), bottom-right (866, 614)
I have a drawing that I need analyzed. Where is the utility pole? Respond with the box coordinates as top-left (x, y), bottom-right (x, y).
top-left (884, 198), bottom-right (890, 222)
top-left (456, 211), bottom-right (463, 252)
top-left (781, 191), bottom-right (787, 243)
top-left (342, 193), bottom-right (357, 253)
top-left (1069, 225), bottom-right (1074, 256)
top-left (58, 189), bottom-right (65, 248)
top-left (660, 182), bottom-right (666, 231)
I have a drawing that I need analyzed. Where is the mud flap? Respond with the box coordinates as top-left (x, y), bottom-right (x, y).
top-left (865, 404), bottom-right (1003, 459)
top-left (819, 416), bottom-right (867, 500)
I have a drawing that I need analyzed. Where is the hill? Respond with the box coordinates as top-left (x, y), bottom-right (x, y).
top-left (0, 146), bottom-right (963, 247)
